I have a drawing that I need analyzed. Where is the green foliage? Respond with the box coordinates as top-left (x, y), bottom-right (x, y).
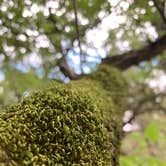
top-left (144, 122), bottom-right (160, 142)
top-left (0, 66), bottom-right (127, 165)
top-left (0, 68), bottom-right (51, 107)
top-left (120, 112), bottom-right (166, 166)
top-left (120, 156), bottom-right (166, 166)
top-left (128, 0), bottom-right (162, 28)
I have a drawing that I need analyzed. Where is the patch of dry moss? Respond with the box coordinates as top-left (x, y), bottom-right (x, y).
top-left (0, 65), bottom-right (127, 166)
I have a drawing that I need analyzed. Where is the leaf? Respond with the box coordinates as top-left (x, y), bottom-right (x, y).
top-left (144, 122), bottom-right (160, 141)
top-left (120, 156), bottom-right (137, 166)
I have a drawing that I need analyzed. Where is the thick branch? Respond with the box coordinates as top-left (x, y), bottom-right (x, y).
top-left (59, 34), bottom-right (166, 78)
top-left (103, 34), bottom-right (166, 70)
top-left (57, 57), bottom-right (78, 80)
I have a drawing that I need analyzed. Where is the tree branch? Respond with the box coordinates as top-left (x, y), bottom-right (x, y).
top-left (152, 0), bottom-right (166, 24)
top-left (102, 34), bottom-right (166, 70)
top-left (57, 44), bottom-right (78, 80)
top-left (123, 92), bottom-right (166, 126)
top-left (58, 33), bottom-right (166, 78)
top-left (57, 56), bottom-right (78, 80)
top-left (72, 0), bottom-right (84, 72)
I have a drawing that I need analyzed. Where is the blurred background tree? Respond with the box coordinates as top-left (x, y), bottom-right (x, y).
top-left (0, 0), bottom-right (166, 165)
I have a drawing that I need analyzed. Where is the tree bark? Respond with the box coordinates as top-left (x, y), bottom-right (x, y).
top-left (58, 34), bottom-right (166, 79)
top-left (103, 34), bottom-right (166, 70)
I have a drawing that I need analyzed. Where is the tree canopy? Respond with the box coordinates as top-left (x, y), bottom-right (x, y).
top-left (0, 0), bottom-right (166, 165)
top-left (0, 0), bottom-right (166, 81)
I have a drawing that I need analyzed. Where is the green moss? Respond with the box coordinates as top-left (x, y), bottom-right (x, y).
top-left (90, 65), bottom-right (127, 112)
top-left (0, 65), bottom-right (127, 166)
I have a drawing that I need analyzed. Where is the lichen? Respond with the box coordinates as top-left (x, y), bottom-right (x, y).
top-left (0, 65), bottom-right (127, 166)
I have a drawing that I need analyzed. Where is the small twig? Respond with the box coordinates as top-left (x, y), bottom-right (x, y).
top-left (72, 0), bottom-right (84, 73)
top-left (123, 92), bottom-right (166, 126)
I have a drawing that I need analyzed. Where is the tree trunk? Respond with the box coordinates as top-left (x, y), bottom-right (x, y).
top-left (0, 65), bottom-right (127, 166)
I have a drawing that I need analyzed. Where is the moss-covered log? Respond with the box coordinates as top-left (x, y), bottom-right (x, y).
top-left (0, 65), bottom-right (127, 166)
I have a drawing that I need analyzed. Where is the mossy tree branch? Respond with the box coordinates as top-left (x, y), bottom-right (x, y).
top-left (0, 65), bottom-right (127, 166)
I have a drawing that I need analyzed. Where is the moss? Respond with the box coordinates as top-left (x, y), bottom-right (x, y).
top-left (90, 65), bottom-right (127, 112)
top-left (0, 65), bottom-right (127, 166)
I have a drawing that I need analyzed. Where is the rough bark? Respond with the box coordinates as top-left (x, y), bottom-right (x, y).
top-left (103, 34), bottom-right (166, 70)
